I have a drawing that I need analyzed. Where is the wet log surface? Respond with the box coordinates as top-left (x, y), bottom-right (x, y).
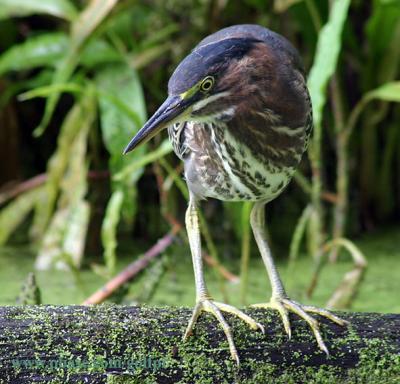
top-left (0, 305), bottom-right (399, 383)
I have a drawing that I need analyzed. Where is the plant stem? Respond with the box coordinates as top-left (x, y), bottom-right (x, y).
top-left (305, 0), bottom-right (322, 31)
top-left (330, 131), bottom-right (348, 262)
top-left (329, 72), bottom-right (347, 262)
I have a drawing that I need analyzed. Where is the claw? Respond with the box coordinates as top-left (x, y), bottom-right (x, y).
top-left (301, 305), bottom-right (349, 326)
top-left (252, 297), bottom-right (348, 355)
top-left (184, 299), bottom-right (264, 365)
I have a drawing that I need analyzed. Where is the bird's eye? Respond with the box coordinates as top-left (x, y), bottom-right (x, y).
top-left (200, 76), bottom-right (215, 92)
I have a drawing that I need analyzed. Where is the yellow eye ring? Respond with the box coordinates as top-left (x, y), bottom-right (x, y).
top-left (200, 76), bottom-right (215, 92)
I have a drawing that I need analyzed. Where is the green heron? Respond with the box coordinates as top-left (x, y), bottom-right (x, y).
top-left (124, 24), bottom-right (346, 364)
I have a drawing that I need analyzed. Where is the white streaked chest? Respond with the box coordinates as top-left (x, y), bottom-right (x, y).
top-left (182, 123), bottom-right (295, 202)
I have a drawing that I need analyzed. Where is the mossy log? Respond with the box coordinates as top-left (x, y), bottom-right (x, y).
top-left (0, 306), bottom-right (399, 383)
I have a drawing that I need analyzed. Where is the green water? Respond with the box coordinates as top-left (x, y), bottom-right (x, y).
top-left (0, 227), bottom-right (399, 313)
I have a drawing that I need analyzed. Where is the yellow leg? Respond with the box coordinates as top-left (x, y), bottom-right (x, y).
top-left (184, 195), bottom-right (264, 365)
top-left (250, 202), bottom-right (348, 355)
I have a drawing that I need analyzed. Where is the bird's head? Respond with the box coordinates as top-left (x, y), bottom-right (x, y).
top-left (123, 37), bottom-right (263, 154)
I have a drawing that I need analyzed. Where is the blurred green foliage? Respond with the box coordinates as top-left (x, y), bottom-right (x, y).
top-left (0, 0), bottom-right (399, 284)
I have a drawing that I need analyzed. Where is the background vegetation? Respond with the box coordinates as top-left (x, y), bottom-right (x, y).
top-left (0, 0), bottom-right (399, 309)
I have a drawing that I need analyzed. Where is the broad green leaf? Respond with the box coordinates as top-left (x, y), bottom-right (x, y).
top-left (101, 189), bottom-right (124, 275)
top-left (58, 119), bottom-right (92, 269)
top-left (52, 98), bottom-right (92, 268)
top-left (34, 0), bottom-right (118, 136)
top-left (0, 32), bottom-right (120, 77)
top-left (96, 64), bottom-right (146, 155)
top-left (80, 39), bottom-right (121, 68)
top-left (346, 81), bottom-right (400, 137)
top-left (32, 98), bottom-right (82, 236)
top-left (33, 54), bottom-right (78, 136)
top-left (305, 1), bottom-right (350, 258)
top-left (365, 1), bottom-right (400, 86)
top-left (35, 90), bottom-right (94, 269)
top-left (0, 33), bottom-right (68, 76)
top-left (35, 201), bottom-right (90, 270)
top-left (59, 104), bottom-right (93, 206)
top-left (34, 207), bottom-right (68, 270)
top-left (19, 82), bottom-right (84, 101)
top-left (0, 187), bottom-right (44, 246)
top-left (31, 88), bottom-right (94, 238)
top-left (366, 1), bottom-right (400, 59)
top-left (71, 0), bottom-right (118, 49)
top-left (96, 62), bottom-right (147, 222)
top-left (113, 140), bottom-right (172, 181)
top-left (19, 82), bottom-right (143, 125)
top-left (308, 0), bottom-right (351, 130)
top-left (0, 0), bottom-right (77, 21)
top-left (365, 82), bottom-right (400, 102)
top-left (62, 200), bottom-right (90, 268)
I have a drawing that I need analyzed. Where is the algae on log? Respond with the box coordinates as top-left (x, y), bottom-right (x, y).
top-left (0, 306), bottom-right (399, 383)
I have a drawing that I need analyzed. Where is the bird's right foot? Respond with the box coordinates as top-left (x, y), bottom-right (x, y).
top-left (183, 298), bottom-right (265, 365)
top-left (251, 296), bottom-right (348, 355)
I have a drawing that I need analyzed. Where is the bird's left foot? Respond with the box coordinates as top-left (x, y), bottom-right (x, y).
top-left (251, 296), bottom-right (348, 355)
top-left (183, 298), bottom-right (265, 365)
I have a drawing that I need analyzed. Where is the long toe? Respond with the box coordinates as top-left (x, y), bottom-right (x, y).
top-left (300, 304), bottom-right (349, 326)
top-left (251, 297), bottom-right (348, 355)
top-left (214, 301), bottom-right (265, 333)
top-left (183, 299), bottom-right (265, 365)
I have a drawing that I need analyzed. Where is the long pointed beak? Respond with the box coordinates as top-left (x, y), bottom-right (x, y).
top-left (123, 95), bottom-right (189, 154)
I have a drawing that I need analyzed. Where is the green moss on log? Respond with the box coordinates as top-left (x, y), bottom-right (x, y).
top-left (0, 306), bottom-right (399, 383)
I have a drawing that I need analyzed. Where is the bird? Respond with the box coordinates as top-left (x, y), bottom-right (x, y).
top-left (124, 24), bottom-right (347, 364)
